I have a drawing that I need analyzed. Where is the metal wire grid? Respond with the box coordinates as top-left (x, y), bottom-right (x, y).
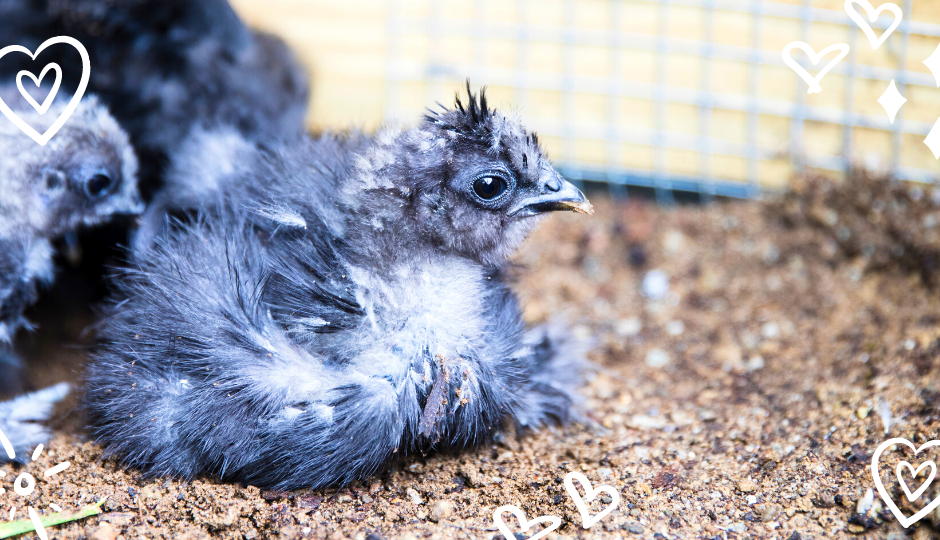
top-left (384, 0), bottom-right (940, 200)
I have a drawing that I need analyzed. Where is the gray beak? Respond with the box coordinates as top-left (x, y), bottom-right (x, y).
top-left (508, 175), bottom-right (594, 217)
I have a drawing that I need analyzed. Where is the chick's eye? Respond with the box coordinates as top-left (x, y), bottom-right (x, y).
top-left (85, 173), bottom-right (115, 198)
top-left (473, 175), bottom-right (507, 200)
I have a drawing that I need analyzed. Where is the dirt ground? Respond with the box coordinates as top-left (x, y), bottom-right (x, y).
top-left (6, 173), bottom-right (940, 540)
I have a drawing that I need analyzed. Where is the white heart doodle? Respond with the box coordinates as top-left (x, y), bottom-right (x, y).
top-left (845, 0), bottom-right (903, 50)
top-left (563, 471), bottom-right (621, 529)
top-left (872, 438), bottom-right (940, 528)
top-left (781, 42), bottom-right (850, 94)
top-left (897, 460), bottom-right (937, 503)
top-left (0, 36), bottom-right (89, 146)
top-left (492, 505), bottom-right (561, 540)
top-left (16, 62), bottom-right (62, 115)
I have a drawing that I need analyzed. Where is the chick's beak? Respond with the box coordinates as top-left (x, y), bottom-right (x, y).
top-left (508, 174), bottom-right (594, 217)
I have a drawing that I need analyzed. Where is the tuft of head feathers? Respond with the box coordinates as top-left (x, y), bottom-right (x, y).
top-left (424, 81), bottom-right (492, 135)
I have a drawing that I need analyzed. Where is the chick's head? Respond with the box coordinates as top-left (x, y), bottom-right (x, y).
top-left (0, 91), bottom-right (143, 239)
top-left (359, 83), bottom-right (592, 266)
top-left (33, 95), bottom-right (143, 237)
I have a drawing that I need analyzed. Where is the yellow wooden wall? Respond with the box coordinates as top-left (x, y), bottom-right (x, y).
top-left (230, 0), bottom-right (940, 190)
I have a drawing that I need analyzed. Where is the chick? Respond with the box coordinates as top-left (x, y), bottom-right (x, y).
top-left (0, 88), bottom-right (141, 398)
top-left (0, 0), bottom-right (309, 195)
top-left (86, 86), bottom-right (592, 490)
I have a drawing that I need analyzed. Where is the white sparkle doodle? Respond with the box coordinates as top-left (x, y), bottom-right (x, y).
top-left (0, 426), bottom-right (71, 540)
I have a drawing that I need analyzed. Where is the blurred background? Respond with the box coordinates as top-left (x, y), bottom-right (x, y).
top-left (230, 0), bottom-right (940, 203)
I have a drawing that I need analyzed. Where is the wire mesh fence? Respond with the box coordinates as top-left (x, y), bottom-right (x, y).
top-left (234, 0), bottom-right (940, 201)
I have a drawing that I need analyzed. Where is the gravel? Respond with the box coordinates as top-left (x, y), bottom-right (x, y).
top-left (5, 172), bottom-right (940, 539)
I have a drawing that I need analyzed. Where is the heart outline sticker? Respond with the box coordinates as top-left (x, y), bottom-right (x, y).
top-left (782, 42), bottom-right (850, 94)
top-left (897, 460), bottom-right (937, 503)
top-left (872, 438), bottom-right (940, 528)
top-left (845, 0), bottom-right (903, 50)
top-left (563, 471), bottom-right (621, 529)
top-left (16, 62), bottom-right (62, 115)
top-left (0, 36), bottom-right (89, 146)
top-left (492, 505), bottom-right (561, 540)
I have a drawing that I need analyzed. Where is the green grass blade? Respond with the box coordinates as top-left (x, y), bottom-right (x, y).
top-left (0, 498), bottom-right (108, 539)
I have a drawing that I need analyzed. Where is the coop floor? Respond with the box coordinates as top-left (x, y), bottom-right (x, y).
top-left (6, 179), bottom-right (939, 540)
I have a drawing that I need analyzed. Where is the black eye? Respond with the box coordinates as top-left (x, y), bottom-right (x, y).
top-left (85, 173), bottom-right (116, 198)
top-left (473, 175), bottom-right (507, 200)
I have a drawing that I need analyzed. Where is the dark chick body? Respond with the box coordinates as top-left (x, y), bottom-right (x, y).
top-left (87, 88), bottom-right (591, 489)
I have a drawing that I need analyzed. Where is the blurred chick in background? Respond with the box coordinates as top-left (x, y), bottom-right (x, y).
top-left (86, 87), bottom-right (592, 489)
top-left (0, 88), bottom-right (140, 457)
top-left (0, 0), bottom-right (309, 197)
top-left (0, 0), bottom-right (308, 460)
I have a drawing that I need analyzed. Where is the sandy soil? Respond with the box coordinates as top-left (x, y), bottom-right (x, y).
top-left (5, 173), bottom-right (940, 540)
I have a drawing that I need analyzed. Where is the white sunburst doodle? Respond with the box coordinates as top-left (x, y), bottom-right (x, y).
top-left (0, 426), bottom-right (71, 540)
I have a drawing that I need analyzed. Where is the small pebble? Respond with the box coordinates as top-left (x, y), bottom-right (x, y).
top-left (857, 488), bottom-right (874, 514)
top-left (663, 229), bottom-right (686, 255)
top-left (745, 356), bottom-right (765, 372)
top-left (623, 522), bottom-right (645, 534)
top-left (761, 505), bottom-right (780, 522)
top-left (629, 415), bottom-right (665, 429)
top-left (407, 487), bottom-right (423, 505)
top-left (857, 405), bottom-right (872, 419)
top-left (698, 410), bottom-right (717, 421)
top-left (615, 318), bottom-right (642, 337)
top-left (737, 479), bottom-right (757, 493)
top-left (429, 499), bottom-right (455, 522)
top-left (646, 348), bottom-right (670, 368)
top-left (665, 320), bottom-right (685, 336)
top-left (761, 322), bottom-right (780, 339)
top-left (641, 269), bottom-right (670, 300)
top-left (846, 523), bottom-right (867, 534)
top-left (746, 495), bottom-right (758, 505)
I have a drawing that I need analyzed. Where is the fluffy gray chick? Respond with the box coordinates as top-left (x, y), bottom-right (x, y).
top-left (87, 85), bottom-right (592, 490)
top-left (0, 88), bottom-right (141, 403)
